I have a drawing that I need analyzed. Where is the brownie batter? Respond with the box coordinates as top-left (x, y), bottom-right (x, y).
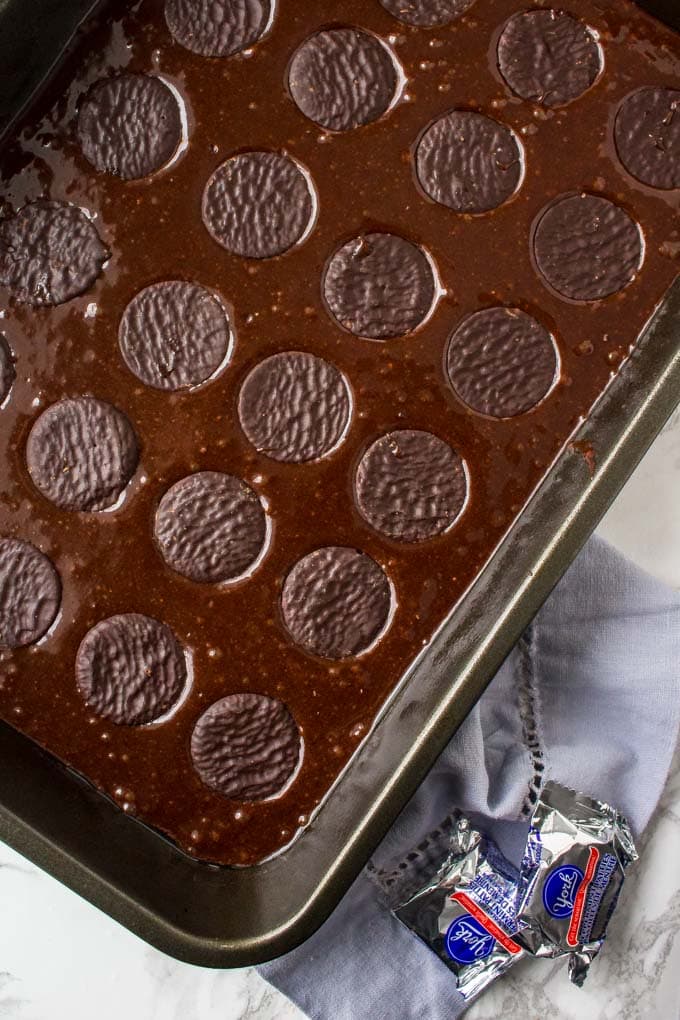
top-left (0, 0), bottom-right (678, 865)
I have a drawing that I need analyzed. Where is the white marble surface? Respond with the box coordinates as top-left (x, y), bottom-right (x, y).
top-left (1, 410), bottom-right (679, 1020)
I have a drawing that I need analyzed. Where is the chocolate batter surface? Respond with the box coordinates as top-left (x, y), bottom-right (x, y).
top-left (0, 0), bottom-right (678, 865)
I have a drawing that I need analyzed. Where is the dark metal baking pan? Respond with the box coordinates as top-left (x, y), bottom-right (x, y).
top-left (0, 0), bottom-right (678, 968)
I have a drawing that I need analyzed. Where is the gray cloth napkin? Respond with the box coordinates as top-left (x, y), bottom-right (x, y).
top-left (259, 536), bottom-right (680, 1019)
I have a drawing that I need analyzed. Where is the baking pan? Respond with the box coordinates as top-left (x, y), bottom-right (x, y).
top-left (0, 0), bottom-right (678, 968)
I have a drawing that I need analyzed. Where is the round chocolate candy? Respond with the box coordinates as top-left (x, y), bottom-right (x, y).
top-left (415, 110), bottom-right (523, 213)
top-left (0, 201), bottom-right (108, 307)
top-left (379, 0), bottom-right (475, 27)
top-left (497, 10), bottom-right (602, 108)
top-left (76, 613), bottom-right (187, 725)
top-left (191, 692), bottom-right (301, 801)
top-left (355, 430), bottom-right (467, 542)
top-left (281, 546), bottom-right (392, 659)
top-left (0, 335), bottom-right (15, 405)
top-left (77, 73), bottom-right (183, 180)
top-left (533, 194), bottom-right (643, 302)
top-left (0, 538), bottom-right (61, 649)
top-left (202, 151), bottom-right (315, 259)
top-left (27, 397), bottom-right (139, 512)
top-left (119, 281), bottom-right (231, 391)
top-left (614, 88), bottom-right (680, 191)
top-left (154, 472), bottom-right (267, 583)
top-left (288, 27), bottom-right (398, 132)
top-left (323, 232), bottom-right (436, 339)
top-left (238, 351), bottom-right (351, 463)
top-left (165, 0), bottom-right (271, 58)
top-left (446, 307), bottom-right (558, 417)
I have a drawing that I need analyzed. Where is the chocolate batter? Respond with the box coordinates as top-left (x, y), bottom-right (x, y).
top-left (0, 0), bottom-right (678, 865)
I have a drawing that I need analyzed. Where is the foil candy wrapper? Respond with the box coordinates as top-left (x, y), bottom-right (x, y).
top-left (387, 814), bottom-right (524, 1001)
top-left (515, 780), bottom-right (638, 985)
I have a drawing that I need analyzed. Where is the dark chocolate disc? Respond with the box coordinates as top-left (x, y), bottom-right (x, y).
top-left (77, 74), bottom-right (182, 180)
top-left (27, 397), bottom-right (139, 512)
top-left (191, 692), bottom-right (301, 800)
top-left (355, 430), bottom-right (467, 542)
top-left (415, 110), bottom-right (523, 213)
top-left (0, 201), bottom-right (108, 307)
top-left (238, 351), bottom-right (351, 463)
top-left (119, 281), bottom-right (231, 391)
top-left (154, 472), bottom-right (267, 583)
top-left (0, 335), bottom-right (15, 404)
top-left (614, 88), bottom-right (680, 191)
top-left (165, 0), bottom-right (271, 58)
top-left (76, 613), bottom-right (187, 725)
top-left (323, 232), bottom-right (436, 339)
top-left (288, 27), bottom-right (398, 132)
top-left (281, 546), bottom-right (392, 659)
top-left (497, 10), bottom-right (602, 108)
top-left (0, 538), bottom-right (61, 649)
top-left (202, 151), bottom-right (315, 259)
top-left (446, 307), bottom-right (558, 417)
top-left (379, 0), bottom-right (475, 27)
top-left (533, 194), bottom-right (643, 302)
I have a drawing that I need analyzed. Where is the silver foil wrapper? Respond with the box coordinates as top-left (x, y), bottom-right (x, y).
top-left (516, 781), bottom-right (638, 985)
top-left (389, 815), bottom-right (524, 1001)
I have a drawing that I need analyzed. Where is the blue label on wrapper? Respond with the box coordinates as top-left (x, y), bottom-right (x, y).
top-left (445, 914), bottom-right (495, 964)
top-left (542, 865), bottom-right (584, 919)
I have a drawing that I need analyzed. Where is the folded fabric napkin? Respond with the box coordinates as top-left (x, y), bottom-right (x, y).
top-left (259, 537), bottom-right (680, 1019)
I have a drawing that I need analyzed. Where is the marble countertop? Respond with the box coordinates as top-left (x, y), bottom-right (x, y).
top-left (2, 410), bottom-right (679, 1020)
